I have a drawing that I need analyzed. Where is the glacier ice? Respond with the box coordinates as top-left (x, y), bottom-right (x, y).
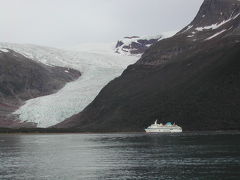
top-left (0, 42), bottom-right (138, 127)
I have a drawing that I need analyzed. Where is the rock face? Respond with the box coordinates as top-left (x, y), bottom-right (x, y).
top-left (56, 0), bottom-right (240, 132)
top-left (0, 49), bottom-right (80, 127)
top-left (115, 32), bottom-right (176, 55)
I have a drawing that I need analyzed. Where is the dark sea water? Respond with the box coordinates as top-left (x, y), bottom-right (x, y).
top-left (0, 132), bottom-right (240, 180)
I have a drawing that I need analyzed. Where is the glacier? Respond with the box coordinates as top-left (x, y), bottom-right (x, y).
top-left (0, 42), bottom-right (138, 127)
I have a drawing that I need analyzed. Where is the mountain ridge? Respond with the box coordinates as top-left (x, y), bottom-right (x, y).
top-left (115, 32), bottom-right (177, 56)
top-left (55, 0), bottom-right (240, 132)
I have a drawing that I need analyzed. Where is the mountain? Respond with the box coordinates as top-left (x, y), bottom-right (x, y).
top-left (55, 0), bottom-right (240, 132)
top-left (0, 43), bottom-right (137, 127)
top-left (0, 48), bottom-right (80, 127)
top-left (115, 32), bottom-right (177, 56)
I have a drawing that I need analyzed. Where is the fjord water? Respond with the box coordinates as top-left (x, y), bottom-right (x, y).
top-left (0, 132), bottom-right (239, 180)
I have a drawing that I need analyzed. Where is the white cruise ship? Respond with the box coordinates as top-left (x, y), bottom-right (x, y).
top-left (145, 120), bottom-right (182, 133)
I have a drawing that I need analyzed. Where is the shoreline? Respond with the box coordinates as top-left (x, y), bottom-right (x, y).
top-left (0, 128), bottom-right (240, 135)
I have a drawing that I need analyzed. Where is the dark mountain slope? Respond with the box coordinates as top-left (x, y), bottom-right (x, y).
top-left (0, 49), bottom-right (80, 127)
top-left (56, 0), bottom-right (240, 131)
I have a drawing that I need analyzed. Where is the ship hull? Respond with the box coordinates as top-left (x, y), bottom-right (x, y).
top-left (145, 128), bottom-right (182, 133)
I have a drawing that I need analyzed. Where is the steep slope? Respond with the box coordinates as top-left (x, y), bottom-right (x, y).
top-left (56, 0), bottom-right (240, 131)
top-left (115, 32), bottom-right (177, 56)
top-left (0, 48), bottom-right (80, 127)
top-left (0, 43), bottom-right (137, 127)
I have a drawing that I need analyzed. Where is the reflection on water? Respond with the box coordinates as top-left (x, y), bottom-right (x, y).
top-left (0, 132), bottom-right (240, 180)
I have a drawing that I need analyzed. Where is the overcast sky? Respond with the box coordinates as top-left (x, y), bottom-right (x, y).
top-left (0, 0), bottom-right (203, 48)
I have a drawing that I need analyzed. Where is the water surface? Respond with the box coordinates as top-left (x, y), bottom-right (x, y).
top-left (0, 132), bottom-right (240, 179)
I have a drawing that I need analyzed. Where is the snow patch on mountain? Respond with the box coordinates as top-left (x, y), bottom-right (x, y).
top-left (195, 13), bottom-right (240, 31)
top-left (205, 29), bottom-right (227, 40)
top-left (0, 42), bottom-right (138, 127)
top-left (0, 48), bottom-right (9, 53)
top-left (115, 31), bottom-right (177, 56)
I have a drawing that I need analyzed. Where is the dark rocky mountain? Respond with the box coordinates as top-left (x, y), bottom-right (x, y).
top-left (0, 49), bottom-right (80, 127)
top-left (115, 33), bottom-right (176, 55)
top-left (56, 0), bottom-right (240, 132)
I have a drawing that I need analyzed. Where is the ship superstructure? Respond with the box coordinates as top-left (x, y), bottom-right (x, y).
top-left (145, 120), bottom-right (182, 133)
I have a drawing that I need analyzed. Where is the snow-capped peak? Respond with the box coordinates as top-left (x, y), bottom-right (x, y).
top-left (0, 48), bottom-right (9, 53)
top-left (115, 31), bottom-right (177, 56)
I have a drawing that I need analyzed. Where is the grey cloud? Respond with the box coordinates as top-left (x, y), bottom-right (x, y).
top-left (0, 0), bottom-right (203, 47)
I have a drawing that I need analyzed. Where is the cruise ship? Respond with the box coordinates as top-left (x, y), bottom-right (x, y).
top-left (145, 120), bottom-right (182, 133)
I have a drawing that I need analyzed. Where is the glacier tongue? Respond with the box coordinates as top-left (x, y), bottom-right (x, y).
top-left (0, 42), bottom-right (138, 127)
